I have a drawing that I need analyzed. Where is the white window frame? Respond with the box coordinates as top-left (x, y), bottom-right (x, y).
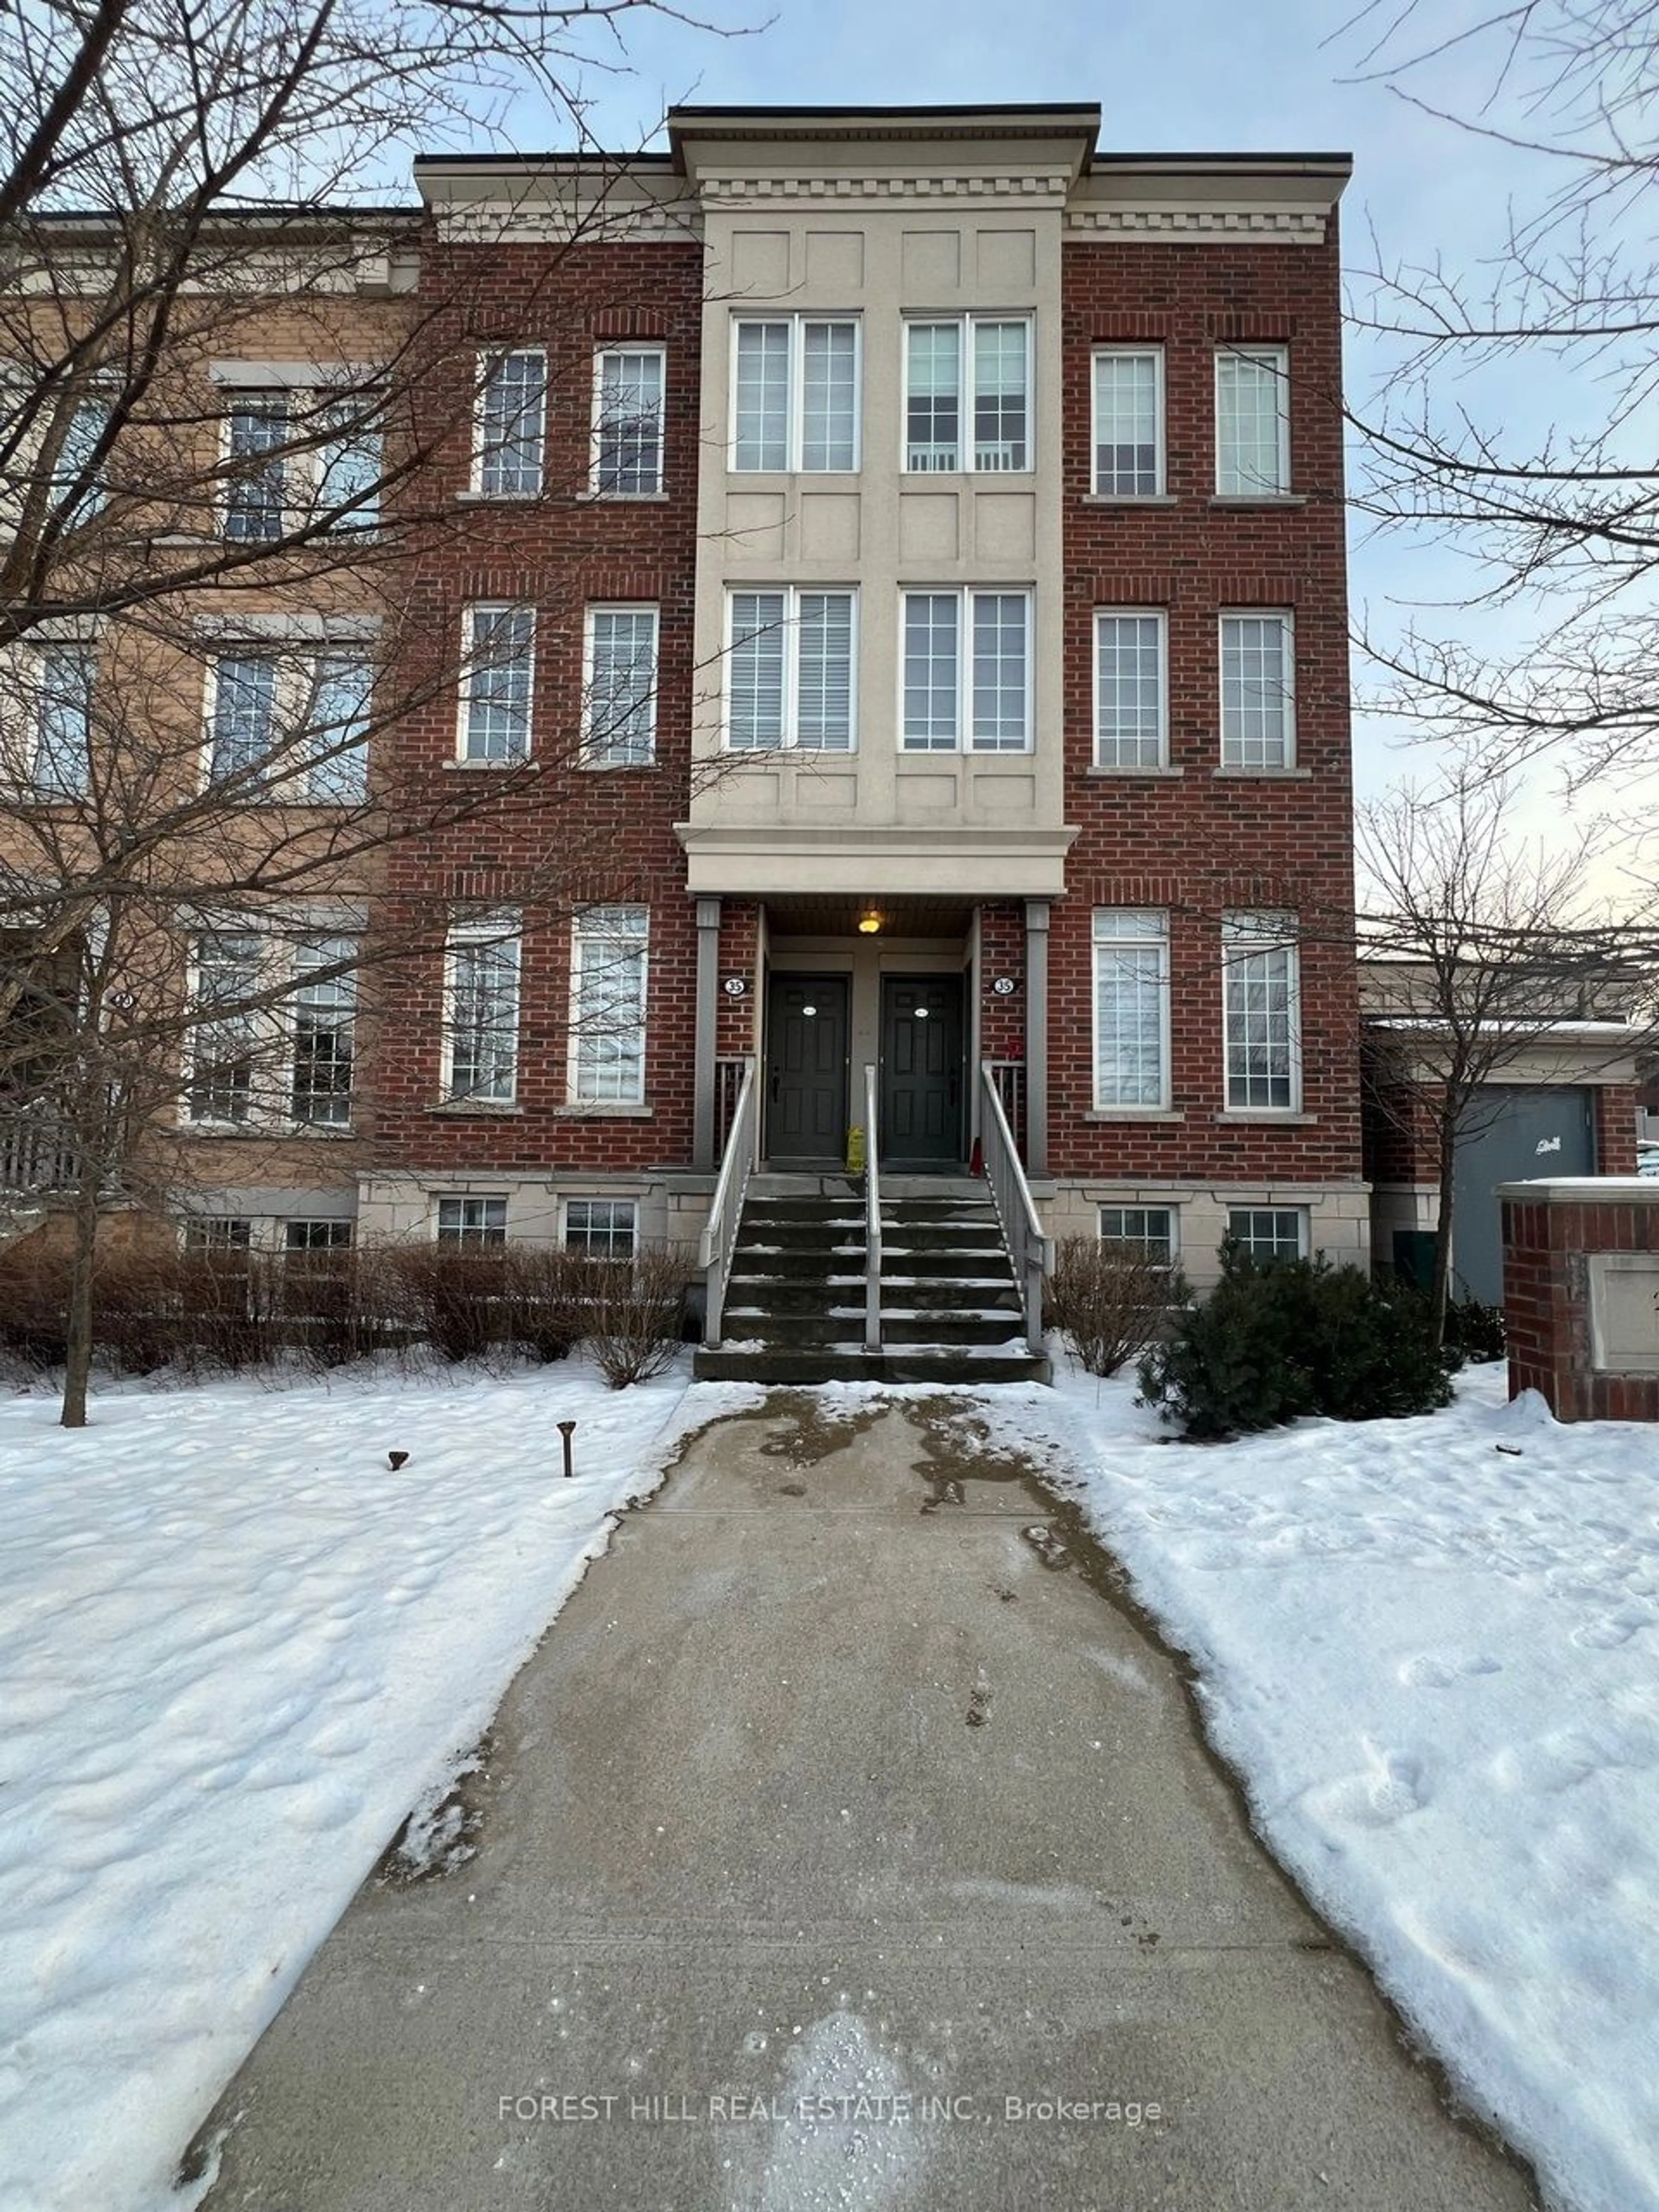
top-left (1093, 610), bottom-right (1167, 770)
top-left (1091, 910), bottom-right (1172, 1112)
top-left (435, 1195), bottom-right (508, 1245)
top-left (582, 604), bottom-right (658, 769)
top-left (2, 638), bottom-right (95, 797)
top-left (730, 317), bottom-right (862, 474)
top-left (203, 646), bottom-right (372, 801)
top-left (1222, 910), bottom-right (1302, 1114)
top-left (902, 316), bottom-right (1032, 475)
top-left (457, 603), bottom-right (535, 765)
top-left (283, 1218), bottom-right (353, 1251)
top-left (724, 588), bottom-right (858, 753)
top-left (473, 346), bottom-right (547, 498)
top-left (1215, 346), bottom-right (1291, 498)
top-left (442, 912), bottom-right (522, 1106)
top-left (591, 345), bottom-right (666, 497)
top-left (220, 384), bottom-right (383, 541)
top-left (900, 588), bottom-right (1033, 755)
top-left (1091, 347), bottom-right (1165, 497)
top-left (183, 928), bottom-right (359, 1132)
top-left (1219, 612), bottom-right (1295, 771)
top-left (569, 905), bottom-right (649, 1105)
top-left (1098, 1205), bottom-right (1178, 1269)
top-left (1225, 1207), bottom-right (1309, 1264)
top-left (563, 1196), bottom-right (639, 1260)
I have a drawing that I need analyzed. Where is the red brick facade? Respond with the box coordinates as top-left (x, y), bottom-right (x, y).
top-left (1503, 1187), bottom-right (1659, 1420)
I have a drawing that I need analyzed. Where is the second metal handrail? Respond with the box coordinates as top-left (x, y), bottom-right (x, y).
top-left (863, 1062), bottom-right (881, 1353)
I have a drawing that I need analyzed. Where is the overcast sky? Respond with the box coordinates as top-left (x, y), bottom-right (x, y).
top-left (455, 0), bottom-right (1647, 904)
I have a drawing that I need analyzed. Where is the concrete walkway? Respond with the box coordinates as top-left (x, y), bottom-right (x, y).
top-left (196, 1394), bottom-right (1538, 2212)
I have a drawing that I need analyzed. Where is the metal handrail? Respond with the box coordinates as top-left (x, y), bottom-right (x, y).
top-left (696, 1055), bottom-right (757, 1348)
top-left (979, 1060), bottom-right (1052, 1354)
top-left (863, 1062), bottom-right (881, 1353)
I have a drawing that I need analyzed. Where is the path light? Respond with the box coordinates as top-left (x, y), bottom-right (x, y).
top-left (558, 1420), bottom-right (577, 1478)
top-left (388, 1450), bottom-right (410, 1470)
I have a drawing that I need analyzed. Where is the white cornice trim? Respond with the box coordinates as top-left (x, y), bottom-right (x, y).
top-left (1065, 204), bottom-right (1329, 242)
top-left (698, 171), bottom-right (1073, 205)
top-left (433, 201), bottom-right (702, 246)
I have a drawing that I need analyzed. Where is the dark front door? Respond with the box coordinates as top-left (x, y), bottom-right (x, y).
top-left (881, 976), bottom-right (964, 1167)
top-left (766, 975), bottom-right (849, 1162)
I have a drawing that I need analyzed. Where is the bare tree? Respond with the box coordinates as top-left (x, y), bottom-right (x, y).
top-left (1357, 761), bottom-right (1641, 1333)
top-left (1340, 1), bottom-right (1659, 801)
top-left (0, 0), bottom-right (726, 1424)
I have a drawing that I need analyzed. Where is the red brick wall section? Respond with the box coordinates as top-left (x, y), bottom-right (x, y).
top-left (369, 237), bottom-right (703, 1178)
top-left (717, 903), bottom-right (761, 1058)
top-left (979, 903), bottom-right (1026, 1063)
top-left (1597, 1086), bottom-right (1640, 1174)
top-left (1055, 231), bottom-right (1363, 1185)
top-left (1503, 1194), bottom-right (1659, 1421)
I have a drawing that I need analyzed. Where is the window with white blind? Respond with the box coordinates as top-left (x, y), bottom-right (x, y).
top-left (185, 930), bottom-right (358, 1128)
top-left (1092, 911), bottom-right (1170, 1110)
top-left (902, 589), bottom-right (1030, 753)
top-left (1094, 611), bottom-right (1166, 769)
top-left (474, 348), bottom-right (547, 496)
top-left (1220, 613), bottom-right (1294, 769)
top-left (1092, 349), bottom-right (1163, 496)
top-left (583, 606), bottom-right (658, 768)
top-left (570, 906), bottom-right (648, 1104)
top-left (726, 589), bottom-right (855, 752)
top-left (206, 650), bottom-right (371, 801)
top-left (732, 318), bottom-right (859, 472)
top-left (1215, 346), bottom-right (1290, 496)
top-left (593, 347), bottom-right (665, 496)
top-left (903, 317), bottom-right (1030, 473)
top-left (443, 915), bottom-right (521, 1104)
top-left (458, 604), bottom-right (534, 763)
top-left (1223, 912), bottom-right (1300, 1112)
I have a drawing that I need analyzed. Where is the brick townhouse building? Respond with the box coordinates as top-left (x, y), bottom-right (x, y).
top-left (10, 103), bottom-right (1390, 1302)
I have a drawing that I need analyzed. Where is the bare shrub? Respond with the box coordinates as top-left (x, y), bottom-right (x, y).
top-left (1048, 1237), bottom-right (1187, 1378)
top-left (582, 1243), bottom-right (690, 1389)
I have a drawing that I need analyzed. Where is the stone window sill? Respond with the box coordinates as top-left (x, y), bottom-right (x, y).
top-left (444, 756), bottom-right (539, 772)
top-left (555, 1101), bottom-right (655, 1119)
top-left (454, 489), bottom-right (541, 505)
top-left (427, 1101), bottom-right (523, 1118)
top-left (1214, 1111), bottom-right (1317, 1125)
top-left (1208, 494), bottom-right (1308, 509)
top-left (1080, 493), bottom-right (1179, 508)
top-left (1085, 764), bottom-right (1183, 779)
top-left (1085, 1109), bottom-right (1185, 1123)
top-left (1212, 765), bottom-right (1312, 780)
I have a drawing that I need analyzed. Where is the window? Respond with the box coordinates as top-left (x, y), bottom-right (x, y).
top-left (733, 319), bottom-right (859, 472)
top-left (284, 1219), bottom-right (353, 1250)
top-left (475, 348), bottom-right (546, 496)
top-left (459, 604), bottom-right (534, 763)
top-left (1223, 912), bottom-right (1300, 1112)
top-left (443, 915), bottom-right (521, 1104)
top-left (186, 930), bottom-right (361, 1128)
top-left (1216, 347), bottom-right (1290, 496)
top-left (207, 650), bottom-right (371, 800)
top-left (290, 939), bottom-right (355, 1127)
top-left (15, 643), bottom-right (94, 796)
top-left (584, 606), bottom-right (658, 768)
top-left (1092, 911), bottom-right (1170, 1110)
top-left (436, 1196), bottom-right (507, 1245)
top-left (0, 388), bottom-right (110, 536)
top-left (1220, 613), bottom-right (1294, 769)
top-left (1094, 613), bottom-right (1166, 769)
top-left (727, 590), bottom-right (855, 752)
top-left (1099, 1206), bottom-right (1176, 1268)
top-left (571, 905), bottom-right (648, 1103)
top-left (902, 590), bottom-right (1030, 753)
top-left (594, 347), bottom-right (665, 495)
top-left (1092, 349), bottom-right (1163, 496)
top-left (1226, 1208), bottom-right (1307, 1264)
top-left (222, 389), bottom-right (381, 540)
top-left (564, 1198), bottom-right (637, 1261)
top-left (185, 1217), bottom-right (254, 1251)
top-left (903, 318), bottom-right (1029, 472)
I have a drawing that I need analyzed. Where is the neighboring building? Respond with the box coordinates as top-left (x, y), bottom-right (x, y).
top-left (6, 105), bottom-right (1371, 1295)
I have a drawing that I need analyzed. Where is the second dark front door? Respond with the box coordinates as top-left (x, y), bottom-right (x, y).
top-left (767, 975), bottom-right (849, 1162)
top-left (881, 976), bottom-right (964, 1167)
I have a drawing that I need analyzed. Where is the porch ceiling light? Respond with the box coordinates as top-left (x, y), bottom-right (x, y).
top-left (858, 909), bottom-right (882, 935)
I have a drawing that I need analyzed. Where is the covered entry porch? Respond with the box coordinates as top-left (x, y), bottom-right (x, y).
top-left (689, 893), bottom-right (1051, 1175)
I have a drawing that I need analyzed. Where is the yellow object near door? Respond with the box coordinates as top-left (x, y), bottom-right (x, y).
top-left (845, 1124), bottom-right (866, 1174)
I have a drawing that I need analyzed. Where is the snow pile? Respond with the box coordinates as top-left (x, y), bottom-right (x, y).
top-left (977, 1362), bottom-right (1659, 2212)
top-left (0, 1361), bottom-right (748, 2212)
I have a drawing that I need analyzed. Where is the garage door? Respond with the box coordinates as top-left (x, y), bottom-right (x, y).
top-left (1452, 1085), bottom-right (1595, 1304)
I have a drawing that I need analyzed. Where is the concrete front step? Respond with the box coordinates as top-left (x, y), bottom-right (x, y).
top-left (692, 1345), bottom-right (1052, 1386)
top-left (723, 1311), bottom-right (1021, 1350)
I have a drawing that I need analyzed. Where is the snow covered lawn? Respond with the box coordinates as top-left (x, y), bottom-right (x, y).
top-left (0, 1360), bottom-right (748, 2212)
top-left (986, 1360), bottom-right (1659, 2212)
